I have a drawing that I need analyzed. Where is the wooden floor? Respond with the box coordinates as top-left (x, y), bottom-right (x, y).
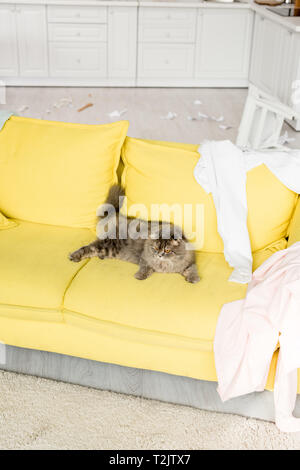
top-left (2, 86), bottom-right (300, 147)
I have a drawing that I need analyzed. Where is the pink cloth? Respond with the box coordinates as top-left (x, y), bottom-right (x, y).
top-left (214, 242), bottom-right (300, 432)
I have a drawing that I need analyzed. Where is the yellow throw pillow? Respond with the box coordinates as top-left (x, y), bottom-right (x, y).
top-left (121, 137), bottom-right (297, 252)
top-left (0, 211), bottom-right (17, 230)
top-left (0, 116), bottom-right (128, 228)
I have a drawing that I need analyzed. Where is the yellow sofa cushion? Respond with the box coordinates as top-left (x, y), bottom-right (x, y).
top-left (121, 137), bottom-right (297, 252)
top-left (0, 211), bottom-right (17, 230)
top-left (64, 238), bottom-right (287, 344)
top-left (287, 196), bottom-right (300, 247)
top-left (0, 116), bottom-right (128, 229)
top-left (0, 220), bottom-right (94, 319)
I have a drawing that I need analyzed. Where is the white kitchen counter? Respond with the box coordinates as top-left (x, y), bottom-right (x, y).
top-left (251, 2), bottom-right (300, 32)
top-left (0, 0), bottom-right (139, 6)
top-left (0, 0), bottom-right (298, 31)
top-left (139, 1), bottom-right (249, 8)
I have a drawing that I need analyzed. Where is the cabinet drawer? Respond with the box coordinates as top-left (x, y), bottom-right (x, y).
top-left (139, 24), bottom-right (195, 43)
top-left (49, 42), bottom-right (107, 77)
top-left (139, 7), bottom-right (196, 26)
top-left (138, 43), bottom-right (194, 78)
top-left (47, 6), bottom-right (107, 23)
top-left (49, 23), bottom-right (107, 42)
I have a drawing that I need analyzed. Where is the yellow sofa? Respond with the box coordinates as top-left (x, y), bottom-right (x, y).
top-left (0, 119), bottom-right (299, 393)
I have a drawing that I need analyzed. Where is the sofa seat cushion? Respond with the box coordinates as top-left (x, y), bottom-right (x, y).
top-left (0, 220), bottom-right (94, 318)
top-left (64, 238), bottom-right (287, 344)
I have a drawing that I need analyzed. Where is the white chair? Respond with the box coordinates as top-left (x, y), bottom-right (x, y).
top-left (237, 84), bottom-right (300, 150)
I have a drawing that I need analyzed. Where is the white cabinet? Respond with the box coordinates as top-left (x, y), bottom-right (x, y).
top-left (249, 14), bottom-right (283, 96)
top-left (137, 7), bottom-right (196, 81)
top-left (16, 5), bottom-right (48, 77)
top-left (48, 5), bottom-right (108, 78)
top-left (195, 9), bottom-right (253, 80)
top-left (0, 4), bottom-right (48, 78)
top-left (0, 2), bottom-right (297, 91)
top-left (108, 7), bottom-right (137, 78)
top-left (0, 5), bottom-right (18, 77)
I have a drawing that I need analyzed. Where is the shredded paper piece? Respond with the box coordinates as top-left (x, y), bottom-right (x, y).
top-left (17, 105), bottom-right (29, 113)
top-left (160, 111), bottom-right (178, 120)
top-left (211, 115), bottom-right (224, 122)
top-left (198, 112), bottom-right (209, 119)
top-left (187, 111), bottom-right (233, 129)
top-left (53, 97), bottom-right (73, 109)
top-left (108, 108), bottom-right (128, 118)
top-left (193, 99), bottom-right (202, 105)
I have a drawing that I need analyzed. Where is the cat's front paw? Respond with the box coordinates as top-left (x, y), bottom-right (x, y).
top-left (69, 250), bottom-right (83, 262)
top-left (185, 274), bottom-right (200, 284)
top-left (134, 271), bottom-right (148, 280)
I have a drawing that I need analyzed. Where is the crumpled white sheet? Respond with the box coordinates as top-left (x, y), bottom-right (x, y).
top-left (194, 140), bottom-right (300, 283)
top-left (214, 242), bottom-right (300, 432)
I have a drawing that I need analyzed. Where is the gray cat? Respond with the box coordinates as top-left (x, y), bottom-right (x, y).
top-left (69, 185), bottom-right (200, 284)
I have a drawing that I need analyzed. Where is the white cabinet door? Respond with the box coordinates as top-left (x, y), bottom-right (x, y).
top-left (195, 9), bottom-right (253, 80)
top-left (249, 14), bottom-right (283, 96)
top-left (108, 7), bottom-right (137, 78)
top-left (0, 5), bottom-right (18, 77)
top-left (16, 5), bottom-right (48, 77)
top-left (49, 42), bottom-right (107, 77)
top-left (138, 43), bottom-right (194, 78)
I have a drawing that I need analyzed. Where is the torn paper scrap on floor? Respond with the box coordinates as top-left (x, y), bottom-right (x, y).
top-left (198, 112), bottom-right (208, 119)
top-left (160, 112), bottom-right (178, 120)
top-left (219, 124), bottom-right (234, 130)
top-left (194, 99), bottom-right (202, 105)
top-left (53, 97), bottom-right (73, 109)
top-left (108, 108), bottom-right (128, 118)
top-left (17, 105), bottom-right (29, 113)
top-left (211, 115), bottom-right (224, 122)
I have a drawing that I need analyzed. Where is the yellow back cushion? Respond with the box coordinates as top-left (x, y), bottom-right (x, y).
top-left (121, 137), bottom-right (297, 252)
top-left (0, 116), bottom-right (128, 228)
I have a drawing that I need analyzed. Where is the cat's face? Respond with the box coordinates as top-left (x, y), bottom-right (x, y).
top-left (149, 238), bottom-right (186, 260)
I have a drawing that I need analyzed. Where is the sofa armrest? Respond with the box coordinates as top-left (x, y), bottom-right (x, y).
top-left (288, 196), bottom-right (300, 247)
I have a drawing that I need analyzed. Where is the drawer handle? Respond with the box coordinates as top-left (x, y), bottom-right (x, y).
top-left (76, 58), bottom-right (81, 64)
top-left (76, 32), bottom-right (81, 37)
top-left (76, 13), bottom-right (81, 18)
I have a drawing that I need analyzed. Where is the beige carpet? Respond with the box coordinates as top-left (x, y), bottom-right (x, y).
top-left (0, 370), bottom-right (300, 450)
